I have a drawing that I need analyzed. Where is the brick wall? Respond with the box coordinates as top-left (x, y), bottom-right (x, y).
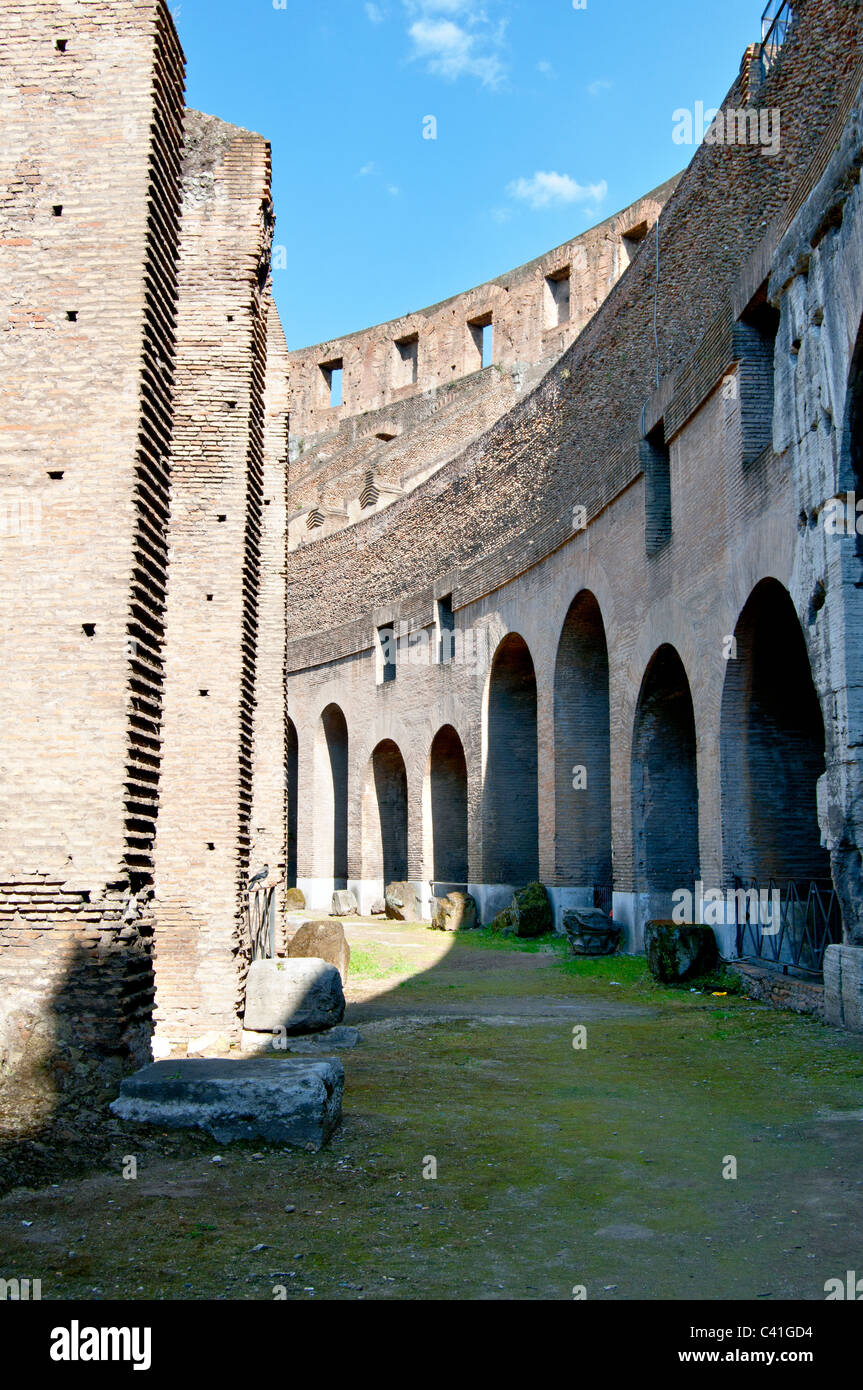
top-left (0, 0), bottom-right (184, 1073)
top-left (151, 110), bottom-right (273, 1049)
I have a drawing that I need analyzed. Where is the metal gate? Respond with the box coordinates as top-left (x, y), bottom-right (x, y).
top-left (733, 877), bottom-right (842, 975)
top-left (247, 884), bottom-right (276, 961)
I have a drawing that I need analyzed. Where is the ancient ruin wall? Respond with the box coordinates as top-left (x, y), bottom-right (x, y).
top-left (250, 293), bottom-right (290, 935)
top-left (151, 110), bottom-right (273, 1049)
top-left (0, 0), bottom-right (185, 1071)
top-left (283, 0), bottom-right (862, 656)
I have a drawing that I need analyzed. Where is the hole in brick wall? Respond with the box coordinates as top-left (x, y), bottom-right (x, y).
top-left (66, 310), bottom-right (77, 322)
top-left (55, 38), bottom-right (68, 52)
top-left (376, 431), bottom-right (397, 442)
top-left (82, 623), bottom-right (96, 637)
top-left (52, 205), bottom-right (63, 217)
top-left (207, 842), bottom-right (215, 851)
top-left (227, 400), bottom-right (237, 410)
top-left (377, 625), bottom-right (397, 683)
top-left (48, 470), bottom-right (64, 480)
top-left (81, 890), bottom-right (91, 902)
top-left (436, 593), bottom-right (454, 663)
top-left (483, 633), bottom-right (539, 883)
top-left (206, 593), bottom-right (214, 601)
top-left (227, 314), bottom-right (234, 322)
top-left (199, 689), bottom-right (209, 697)
top-left (217, 514), bottom-right (226, 522)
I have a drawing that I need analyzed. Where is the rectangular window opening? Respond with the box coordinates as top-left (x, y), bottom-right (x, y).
top-left (321, 359), bottom-right (344, 408)
top-left (394, 333), bottom-right (419, 388)
top-left (544, 268), bottom-right (571, 328)
top-left (437, 594), bottom-right (455, 664)
top-left (377, 625), bottom-right (397, 684)
top-left (641, 421), bottom-right (672, 555)
top-left (468, 314), bottom-right (493, 371)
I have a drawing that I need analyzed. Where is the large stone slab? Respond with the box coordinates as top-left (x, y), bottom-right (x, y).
top-left (288, 920), bottom-right (350, 982)
top-left (332, 888), bottom-right (358, 917)
top-left (284, 886), bottom-right (306, 911)
top-left (243, 957), bottom-right (345, 1034)
top-left (110, 1057), bottom-right (344, 1148)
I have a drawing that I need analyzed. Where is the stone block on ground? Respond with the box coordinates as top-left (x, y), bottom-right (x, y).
top-left (243, 958), bottom-right (345, 1034)
top-left (332, 888), bottom-right (358, 917)
top-left (563, 906), bottom-right (622, 956)
top-left (288, 919), bottom-right (350, 982)
top-left (370, 897), bottom-right (386, 916)
top-left (385, 881), bottom-right (418, 922)
top-left (285, 886), bottom-right (306, 911)
top-left (513, 882), bottom-right (553, 937)
top-left (240, 1025), bottom-right (360, 1055)
top-left (644, 921), bottom-right (719, 983)
top-left (824, 944), bottom-right (863, 1031)
top-left (431, 891), bottom-right (478, 932)
top-left (110, 1056), bottom-right (343, 1149)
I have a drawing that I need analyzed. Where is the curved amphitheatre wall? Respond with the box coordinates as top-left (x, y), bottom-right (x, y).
top-left (284, 0), bottom-right (863, 961)
top-left (285, 0), bottom-right (859, 658)
top-left (285, 180), bottom-right (677, 545)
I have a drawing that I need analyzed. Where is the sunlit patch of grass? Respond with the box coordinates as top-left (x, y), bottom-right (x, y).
top-left (349, 945), bottom-right (415, 980)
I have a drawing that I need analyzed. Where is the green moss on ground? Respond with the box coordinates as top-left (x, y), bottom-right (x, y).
top-left (2, 924), bottom-right (862, 1301)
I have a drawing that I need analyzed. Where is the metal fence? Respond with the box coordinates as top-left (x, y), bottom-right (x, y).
top-left (247, 884), bottom-right (276, 961)
top-left (760, 0), bottom-right (794, 78)
top-left (733, 876), bottom-right (841, 975)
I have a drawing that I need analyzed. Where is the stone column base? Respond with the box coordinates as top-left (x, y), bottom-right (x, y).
top-left (823, 944), bottom-right (863, 1031)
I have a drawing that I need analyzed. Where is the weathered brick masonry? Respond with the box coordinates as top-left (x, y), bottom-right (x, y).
top-left (0, 0), bottom-right (184, 1072)
top-left (151, 111), bottom-right (274, 1050)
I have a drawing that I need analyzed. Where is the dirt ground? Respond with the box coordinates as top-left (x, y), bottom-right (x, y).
top-left (2, 920), bottom-right (863, 1301)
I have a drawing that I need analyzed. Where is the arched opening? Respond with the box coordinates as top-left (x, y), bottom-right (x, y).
top-left (631, 645), bottom-right (699, 910)
top-left (553, 591), bottom-right (612, 900)
top-left (428, 725), bottom-right (468, 886)
top-left (286, 717), bottom-right (298, 888)
top-left (369, 739), bottom-right (408, 886)
top-left (721, 579), bottom-right (828, 884)
top-left (319, 703), bottom-right (348, 888)
top-left (483, 633), bottom-right (538, 884)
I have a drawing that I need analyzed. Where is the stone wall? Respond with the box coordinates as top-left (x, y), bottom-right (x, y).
top-left (0, 0), bottom-right (185, 1074)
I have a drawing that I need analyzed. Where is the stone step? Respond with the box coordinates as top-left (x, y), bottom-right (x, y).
top-left (110, 1056), bottom-right (344, 1149)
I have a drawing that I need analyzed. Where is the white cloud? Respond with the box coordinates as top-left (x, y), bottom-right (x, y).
top-left (403, 2), bottom-right (507, 87)
top-left (358, 161), bottom-right (376, 176)
top-left (507, 170), bottom-right (608, 210)
top-left (387, 184), bottom-right (400, 196)
top-left (587, 78), bottom-right (612, 96)
top-left (365, 2), bottom-right (384, 21)
top-left (537, 59), bottom-right (556, 78)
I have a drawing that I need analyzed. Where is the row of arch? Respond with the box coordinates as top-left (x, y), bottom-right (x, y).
top-left (287, 577), bottom-right (829, 900)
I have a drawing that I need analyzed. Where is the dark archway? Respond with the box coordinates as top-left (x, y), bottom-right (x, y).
top-left (721, 579), bottom-right (828, 885)
top-left (553, 591), bottom-right (612, 892)
top-left (483, 633), bottom-right (538, 884)
top-left (372, 739), bottom-right (408, 885)
top-left (429, 725), bottom-right (468, 885)
top-left (287, 717), bottom-right (298, 888)
top-left (632, 644), bottom-right (699, 900)
top-left (320, 703), bottom-right (348, 887)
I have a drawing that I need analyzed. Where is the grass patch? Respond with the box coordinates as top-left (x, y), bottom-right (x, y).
top-left (349, 944), bottom-right (414, 981)
top-left (469, 928), bottom-right (568, 955)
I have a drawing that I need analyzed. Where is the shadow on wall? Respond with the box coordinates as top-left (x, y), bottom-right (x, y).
top-left (0, 938), bottom-right (150, 1196)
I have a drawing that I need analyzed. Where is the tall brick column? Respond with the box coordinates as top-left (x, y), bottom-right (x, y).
top-left (0, 1), bottom-right (185, 1077)
top-left (151, 111), bottom-right (273, 1050)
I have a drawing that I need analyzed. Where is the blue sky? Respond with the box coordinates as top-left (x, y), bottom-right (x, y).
top-left (173, 0), bottom-right (765, 348)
